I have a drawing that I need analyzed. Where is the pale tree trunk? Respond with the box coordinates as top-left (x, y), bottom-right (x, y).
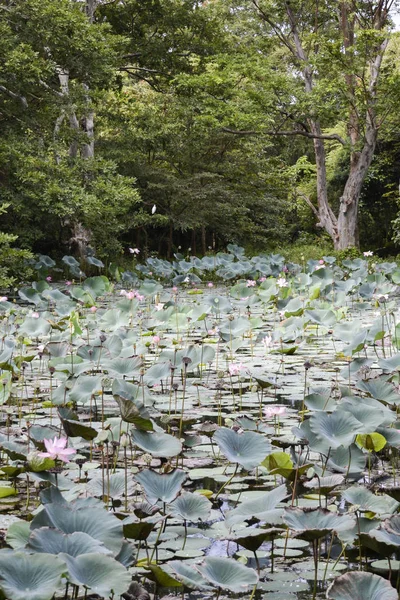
top-left (252, 0), bottom-right (391, 249)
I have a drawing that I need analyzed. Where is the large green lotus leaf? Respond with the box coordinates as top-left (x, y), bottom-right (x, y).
top-left (309, 410), bottom-right (362, 449)
top-left (87, 472), bottom-right (136, 499)
top-left (334, 321), bottom-right (365, 342)
top-left (339, 517), bottom-right (381, 546)
top-left (135, 469), bottom-right (187, 504)
top-left (283, 507), bottom-right (355, 541)
top-left (327, 444), bottom-right (366, 475)
top-left (59, 416), bottom-right (97, 440)
top-left (0, 435), bottom-right (28, 460)
top-left (293, 420), bottom-right (332, 454)
top-left (303, 474), bottom-right (344, 493)
top-left (196, 556), bottom-right (258, 592)
top-left (83, 276), bottom-right (111, 298)
top-left (122, 515), bottom-right (158, 540)
top-left (341, 402), bottom-right (389, 432)
top-left (169, 491), bottom-right (212, 521)
top-left (357, 378), bottom-right (400, 406)
top-left (26, 527), bottom-right (112, 557)
top-left (31, 501), bottom-right (124, 555)
top-left (68, 375), bottom-right (103, 404)
top-left (379, 353), bottom-right (400, 373)
top-left (132, 429), bottom-right (182, 457)
top-left (219, 317), bottom-right (251, 340)
top-left (19, 317), bottom-right (51, 337)
top-left (60, 552), bottom-right (131, 597)
top-left (227, 527), bottom-right (284, 552)
top-left (112, 377), bottom-right (154, 407)
top-left (360, 527), bottom-right (400, 555)
top-left (144, 361), bottom-right (173, 384)
top-left (204, 295), bottom-right (232, 313)
top-left (326, 571), bottom-right (398, 600)
top-left (169, 560), bottom-right (212, 590)
top-left (385, 514), bottom-right (400, 534)
top-left (225, 484), bottom-right (288, 526)
top-left (305, 309), bottom-right (336, 327)
top-left (100, 309), bottom-right (130, 330)
top-left (103, 356), bottom-right (142, 377)
top-left (6, 521), bottom-right (31, 549)
top-left (0, 552), bottom-right (66, 600)
top-left (214, 427), bottom-right (271, 470)
top-left (113, 394), bottom-right (153, 430)
top-left (18, 287), bottom-right (44, 305)
top-left (342, 485), bottom-right (399, 515)
top-left (304, 390), bottom-right (336, 411)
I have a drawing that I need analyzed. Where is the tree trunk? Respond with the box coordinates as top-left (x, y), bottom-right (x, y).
top-left (336, 133), bottom-right (377, 249)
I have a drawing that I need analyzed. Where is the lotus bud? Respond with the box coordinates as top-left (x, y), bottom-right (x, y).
top-left (120, 434), bottom-right (129, 448)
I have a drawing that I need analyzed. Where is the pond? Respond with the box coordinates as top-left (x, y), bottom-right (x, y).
top-left (0, 251), bottom-right (400, 600)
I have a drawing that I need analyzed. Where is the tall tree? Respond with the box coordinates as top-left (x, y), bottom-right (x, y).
top-left (225, 0), bottom-right (400, 249)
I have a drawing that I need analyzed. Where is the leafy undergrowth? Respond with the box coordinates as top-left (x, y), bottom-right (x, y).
top-left (0, 251), bottom-right (399, 599)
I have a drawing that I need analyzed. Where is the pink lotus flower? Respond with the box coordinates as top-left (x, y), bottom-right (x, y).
top-left (0, 296), bottom-right (8, 302)
top-left (46, 276), bottom-right (52, 282)
top-left (65, 281), bottom-right (72, 286)
top-left (152, 335), bottom-right (160, 344)
top-left (264, 406), bottom-right (286, 419)
top-left (129, 248), bottom-right (140, 255)
top-left (31, 312), bottom-right (40, 319)
top-left (229, 363), bottom-right (246, 376)
top-left (38, 437), bottom-right (76, 463)
top-left (208, 282), bottom-right (214, 288)
top-left (363, 251), bottom-right (373, 257)
top-left (259, 277), bottom-right (266, 282)
top-left (246, 280), bottom-right (256, 287)
top-left (126, 291), bottom-right (136, 300)
top-left (319, 259), bottom-right (325, 264)
top-left (90, 306), bottom-right (97, 313)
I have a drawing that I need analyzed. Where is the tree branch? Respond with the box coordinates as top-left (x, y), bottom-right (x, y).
top-left (221, 127), bottom-right (346, 145)
top-left (0, 86), bottom-right (28, 108)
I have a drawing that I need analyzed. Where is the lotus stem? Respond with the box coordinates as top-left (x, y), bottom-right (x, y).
top-left (248, 583), bottom-right (258, 600)
top-left (215, 463), bottom-right (239, 500)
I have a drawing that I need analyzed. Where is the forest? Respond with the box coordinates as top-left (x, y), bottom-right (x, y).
top-left (1, 0), bottom-right (400, 282)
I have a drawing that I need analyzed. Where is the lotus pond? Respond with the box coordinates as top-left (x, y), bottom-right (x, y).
top-left (1, 248), bottom-right (400, 600)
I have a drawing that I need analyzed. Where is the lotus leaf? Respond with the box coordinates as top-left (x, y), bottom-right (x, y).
top-left (309, 410), bottom-right (362, 449)
top-left (168, 560), bottom-right (212, 590)
top-left (225, 484), bottom-right (288, 525)
top-left (0, 552), bottom-right (66, 600)
top-left (214, 427), bottom-right (271, 470)
top-left (132, 429), bottom-right (182, 457)
top-left (26, 527), bottom-right (113, 557)
top-left (342, 485), bottom-right (399, 515)
top-left (31, 498), bottom-right (124, 555)
top-left (169, 491), bottom-right (212, 521)
top-left (135, 469), bottom-right (187, 504)
top-left (326, 571), bottom-right (398, 600)
top-left (61, 552), bottom-right (131, 597)
top-left (196, 556), bottom-right (258, 592)
top-left (283, 507), bottom-right (355, 541)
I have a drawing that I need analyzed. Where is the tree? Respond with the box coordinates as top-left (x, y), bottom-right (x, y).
top-left (0, 0), bottom-right (141, 258)
top-left (224, 0), bottom-right (400, 249)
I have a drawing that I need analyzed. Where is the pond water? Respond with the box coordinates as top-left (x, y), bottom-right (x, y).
top-left (0, 260), bottom-right (400, 600)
